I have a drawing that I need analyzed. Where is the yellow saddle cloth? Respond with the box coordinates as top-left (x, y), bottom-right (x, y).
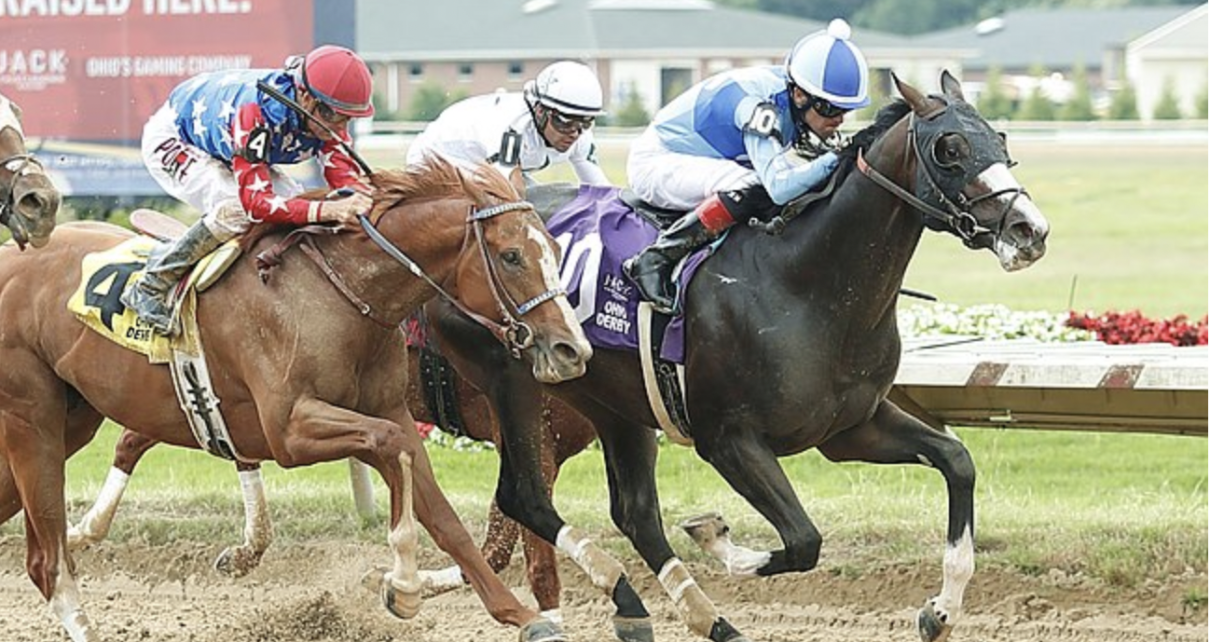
top-left (67, 236), bottom-right (240, 363)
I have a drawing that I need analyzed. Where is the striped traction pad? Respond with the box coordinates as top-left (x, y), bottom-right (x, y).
top-left (896, 336), bottom-right (1207, 391)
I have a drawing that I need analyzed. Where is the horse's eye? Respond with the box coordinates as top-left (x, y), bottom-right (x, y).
top-left (501, 249), bottom-right (522, 267)
top-left (934, 135), bottom-right (968, 168)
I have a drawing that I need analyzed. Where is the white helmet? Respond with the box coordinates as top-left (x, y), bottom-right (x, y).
top-left (524, 61), bottom-right (605, 117)
top-left (786, 19), bottom-right (870, 110)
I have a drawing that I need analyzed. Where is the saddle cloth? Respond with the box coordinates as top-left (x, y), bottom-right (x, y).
top-left (546, 185), bottom-right (721, 364)
top-left (67, 236), bottom-right (239, 362)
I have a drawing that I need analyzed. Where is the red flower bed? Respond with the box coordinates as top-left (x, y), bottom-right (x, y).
top-left (1066, 310), bottom-right (1208, 347)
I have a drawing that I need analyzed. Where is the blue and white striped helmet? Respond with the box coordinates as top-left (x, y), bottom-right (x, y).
top-left (786, 19), bottom-right (870, 110)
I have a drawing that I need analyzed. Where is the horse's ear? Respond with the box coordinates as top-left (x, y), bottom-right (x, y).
top-left (508, 166), bottom-right (527, 198)
top-left (940, 70), bottom-right (967, 103)
top-left (892, 72), bottom-right (931, 116)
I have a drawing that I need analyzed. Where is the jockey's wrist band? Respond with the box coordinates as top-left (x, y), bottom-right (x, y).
top-left (308, 201), bottom-right (322, 224)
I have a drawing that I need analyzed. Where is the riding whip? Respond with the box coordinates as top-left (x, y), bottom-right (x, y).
top-left (255, 79), bottom-right (374, 176)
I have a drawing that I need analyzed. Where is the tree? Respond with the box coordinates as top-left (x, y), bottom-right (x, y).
top-left (1107, 81), bottom-right (1140, 120)
top-left (406, 82), bottom-right (467, 122)
top-left (1016, 66), bottom-right (1056, 121)
top-left (1197, 82), bottom-right (1209, 119)
top-left (610, 83), bottom-right (651, 127)
top-left (1150, 77), bottom-right (1183, 120)
top-left (1057, 63), bottom-right (1095, 121)
top-left (978, 66), bottom-right (1015, 120)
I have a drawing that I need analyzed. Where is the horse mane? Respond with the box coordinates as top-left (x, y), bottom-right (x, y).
top-left (370, 154), bottom-right (520, 215)
top-left (832, 99), bottom-right (912, 182)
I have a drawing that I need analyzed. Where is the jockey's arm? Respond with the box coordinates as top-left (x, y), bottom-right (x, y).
top-left (229, 103), bottom-right (363, 226)
top-left (739, 101), bottom-right (838, 206)
top-left (318, 134), bottom-right (372, 194)
top-left (570, 144), bottom-right (609, 186)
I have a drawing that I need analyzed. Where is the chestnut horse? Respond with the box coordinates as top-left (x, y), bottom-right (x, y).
top-left (0, 158), bottom-right (591, 642)
top-left (0, 92), bottom-right (60, 249)
top-left (426, 73), bottom-right (1050, 642)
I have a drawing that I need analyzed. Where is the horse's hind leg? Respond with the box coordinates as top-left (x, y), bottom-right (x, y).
top-left (817, 400), bottom-right (975, 642)
top-left (68, 426), bottom-right (151, 550)
top-left (211, 461), bottom-right (274, 578)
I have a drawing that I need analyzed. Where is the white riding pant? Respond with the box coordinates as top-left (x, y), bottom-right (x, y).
top-left (142, 104), bottom-right (303, 241)
top-left (626, 127), bottom-right (760, 211)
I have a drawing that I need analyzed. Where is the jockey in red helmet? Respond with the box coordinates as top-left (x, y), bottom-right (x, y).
top-left (124, 44), bottom-right (377, 335)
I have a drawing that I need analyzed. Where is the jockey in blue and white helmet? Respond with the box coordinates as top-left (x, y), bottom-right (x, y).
top-left (625, 19), bottom-right (870, 313)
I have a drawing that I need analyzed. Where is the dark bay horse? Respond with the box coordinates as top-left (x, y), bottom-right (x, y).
top-left (0, 92), bottom-right (60, 249)
top-left (427, 72), bottom-right (1050, 642)
top-left (0, 158), bottom-right (592, 642)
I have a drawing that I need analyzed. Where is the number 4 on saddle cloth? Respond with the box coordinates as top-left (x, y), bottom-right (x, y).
top-left (67, 210), bottom-right (245, 461)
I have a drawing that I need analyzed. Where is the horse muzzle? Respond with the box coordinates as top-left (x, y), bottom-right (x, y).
top-left (9, 176), bottom-right (60, 249)
top-left (994, 199), bottom-right (1049, 272)
top-left (529, 333), bottom-right (593, 384)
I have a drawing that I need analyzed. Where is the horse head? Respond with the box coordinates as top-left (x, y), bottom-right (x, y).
top-left (859, 72), bottom-right (1049, 272)
top-left (0, 94), bottom-right (59, 250)
top-left (369, 157), bottom-right (592, 383)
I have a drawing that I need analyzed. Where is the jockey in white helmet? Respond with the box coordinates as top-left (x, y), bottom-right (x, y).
top-left (625, 19), bottom-right (870, 313)
top-left (407, 60), bottom-right (609, 186)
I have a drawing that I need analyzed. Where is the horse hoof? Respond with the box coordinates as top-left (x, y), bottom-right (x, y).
top-left (520, 616), bottom-right (567, 642)
top-left (679, 511), bottom-right (728, 547)
top-left (917, 601), bottom-right (953, 642)
top-left (379, 571), bottom-right (422, 620)
top-left (213, 546), bottom-right (260, 578)
top-left (612, 615), bottom-right (654, 642)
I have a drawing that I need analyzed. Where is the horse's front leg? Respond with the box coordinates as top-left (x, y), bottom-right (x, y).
top-left (817, 399), bottom-right (976, 642)
top-left (268, 397), bottom-right (422, 621)
top-left (590, 411), bottom-right (751, 642)
top-left (693, 428), bottom-right (823, 577)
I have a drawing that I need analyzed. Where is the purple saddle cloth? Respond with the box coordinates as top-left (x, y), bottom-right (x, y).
top-left (546, 185), bottom-right (713, 364)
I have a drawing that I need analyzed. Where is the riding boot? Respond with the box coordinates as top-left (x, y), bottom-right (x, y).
top-left (624, 193), bottom-right (735, 314)
top-left (121, 220), bottom-right (223, 336)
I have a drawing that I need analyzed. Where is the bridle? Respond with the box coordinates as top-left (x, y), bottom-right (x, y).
top-left (856, 99), bottom-right (1029, 249)
top-left (357, 200), bottom-right (566, 358)
top-left (0, 150), bottom-right (45, 242)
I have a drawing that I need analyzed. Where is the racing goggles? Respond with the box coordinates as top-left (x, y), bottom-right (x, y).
top-left (549, 111), bottom-right (595, 135)
top-left (314, 100), bottom-right (350, 126)
top-left (809, 96), bottom-right (851, 119)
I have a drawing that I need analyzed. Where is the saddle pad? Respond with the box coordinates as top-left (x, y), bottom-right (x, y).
top-left (68, 236), bottom-right (232, 362)
top-left (546, 185), bottom-right (719, 363)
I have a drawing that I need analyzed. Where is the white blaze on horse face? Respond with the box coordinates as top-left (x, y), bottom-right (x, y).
top-left (528, 226), bottom-right (584, 341)
top-left (973, 163), bottom-right (1048, 272)
top-left (0, 96), bottom-right (24, 138)
top-left (932, 524), bottom-right (975, 627)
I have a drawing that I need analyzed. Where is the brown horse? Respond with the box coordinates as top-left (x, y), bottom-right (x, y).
top-left (69, 347), bottom-right (596, 621)
top-left (0, 157), bottom-right (592, 642)
top-left (0, 92), bottom-right (60, 249)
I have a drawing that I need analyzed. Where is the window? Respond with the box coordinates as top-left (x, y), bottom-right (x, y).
top-left (408, 63), bottom-right (423, 81)
top-left (458, 63), bottom-right (474, 81)
top-left (508, 61), bottom-right (524, 81)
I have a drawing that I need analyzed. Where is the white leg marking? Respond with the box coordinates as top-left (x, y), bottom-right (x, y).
top-left (239, 468), bottom-right (273, 555)
top-left (539, 608), bottom-right (564, 625)
top-left (933, 525), bottom-right (975, 626)
top-left (68, 467), bottom-right (130, 549)
top-left (385, 452), bottom-right (421, 616)
top-left (49, 544), bottom-right (98, 642)
top-left (657, 557), bottom-right (719, 636)
top-left (418, 564), bottom-right (465, 596)
top-left (556, 525), bottom-right (624, 591)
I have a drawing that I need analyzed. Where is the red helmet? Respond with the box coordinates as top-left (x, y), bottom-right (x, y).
top-left (302, 45), bottom-right (374, 118)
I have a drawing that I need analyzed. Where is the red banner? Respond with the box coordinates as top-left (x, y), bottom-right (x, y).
top-left (0, 0), bottom-right (314, 142)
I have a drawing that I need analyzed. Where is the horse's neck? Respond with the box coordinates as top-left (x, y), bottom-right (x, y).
top-left (316, 200), bottom-right (468, 326)
top-left (782, 122), bottom-right (925, 323)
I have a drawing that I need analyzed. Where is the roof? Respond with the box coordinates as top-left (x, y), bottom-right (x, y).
top-left (358, 0), bottom-right (924, 61)
top-left (912, 6), bottom-right (1192, 71)
top-left (1128, 3), bottom-right (1208, 54)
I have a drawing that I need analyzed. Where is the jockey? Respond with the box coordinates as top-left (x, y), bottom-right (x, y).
top-left (624, 19), bottom-right (870, 313)
top-left (406, 60), bottom-right (609, 186)
top-left (124, 44), bottom-right (376, 335)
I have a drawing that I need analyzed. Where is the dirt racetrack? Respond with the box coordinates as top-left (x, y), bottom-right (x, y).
top-left (2, 536), bottom-right (1205, 642)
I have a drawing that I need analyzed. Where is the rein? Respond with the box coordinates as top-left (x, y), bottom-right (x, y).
top-left (856, 107), bottom-right (1028, 248)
